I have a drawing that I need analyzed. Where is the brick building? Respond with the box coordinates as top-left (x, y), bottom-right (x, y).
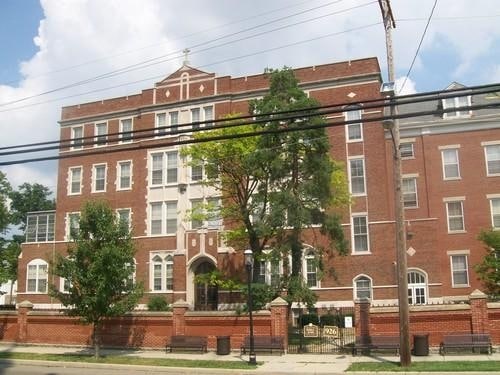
top-left (17, 58), bottom-right (500, 320)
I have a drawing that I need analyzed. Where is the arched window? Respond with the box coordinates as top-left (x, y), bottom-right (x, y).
top-left (151, 253), bottom-right (174, 292)
top-left (303, 249), bottom-right (318, 288)
top-left (408, 270), bottom-right (427, 305)
top-left (354, 275), bottom-right (372, 300)
top-left (27, 259), bottom-right (48, 293)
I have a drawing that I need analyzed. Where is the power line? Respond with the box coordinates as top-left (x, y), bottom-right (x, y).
top-left (2, 82), bottom-right (498, 155)
top-left (1, 0), bottom-right (370, 108)
top-left (398, 0), bottom-right (438, 94)
top-left (1, 89), bottom-right (499, 166)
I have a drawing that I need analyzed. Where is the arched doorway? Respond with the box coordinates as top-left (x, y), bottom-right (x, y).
top-left (194, 261), bottom-right (218, 311)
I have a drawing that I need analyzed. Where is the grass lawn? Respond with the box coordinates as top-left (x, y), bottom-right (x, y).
top-left (0, 352), bottom-right (257, 370)
top-left (348, 360), bottom-right (500, 372)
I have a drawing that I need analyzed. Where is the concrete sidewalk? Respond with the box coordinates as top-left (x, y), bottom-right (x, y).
top-left (1, 343), bottom-right (499, 374)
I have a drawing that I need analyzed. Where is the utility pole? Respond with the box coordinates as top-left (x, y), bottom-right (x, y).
top-left (378, 0), bottom-right (411, 367)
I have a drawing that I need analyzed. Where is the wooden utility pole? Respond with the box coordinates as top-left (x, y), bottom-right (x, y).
top-left (378, 0), bottom-right (411, 366)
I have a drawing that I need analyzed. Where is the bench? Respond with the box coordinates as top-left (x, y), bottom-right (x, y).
top-left (166, 335), bottom-right (207, 353)
top-left (440, 334), bottom-right (492, 355)
top-left (352, 335), bottom-right (400, 355)
top-left (240, 335), bottom-right (284, 355)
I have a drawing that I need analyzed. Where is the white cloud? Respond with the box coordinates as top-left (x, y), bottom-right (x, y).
top-left (395, 76), bottom-right (417, 95)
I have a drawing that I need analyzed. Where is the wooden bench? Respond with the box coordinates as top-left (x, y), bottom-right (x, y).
top-left (352, 335), bottom-right (400, 355)
top-left (166, 335), bottom-right (207, 353)
top-left (240, 336), bottom-right (284, 355)
top-left (440, 334), bottom-right (492, 355)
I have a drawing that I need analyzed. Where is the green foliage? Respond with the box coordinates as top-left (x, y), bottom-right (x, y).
top-left (147, 296), bottom-right (171, 311)
top-left (283, 276), bottom-right (318, 310)
top-left (194, 269), bottom-right (242, 291)
top-left (299, 313), bottom-right (319, 327)
top-left (0, 172), bottom-right (12, 236)
top-left (475, 230), bottom-right (500, 300)
top-left (241, 282), bottom-right (277, 311)
top-left (9, 183), bottom-right (55, 231)
top-left (49, 200), bottom-right (143, 357)
top-left (0, 241), bottom-right (21, 284)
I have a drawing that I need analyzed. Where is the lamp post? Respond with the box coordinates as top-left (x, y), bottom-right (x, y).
top-left (244, 249), bottom-right (257, 365)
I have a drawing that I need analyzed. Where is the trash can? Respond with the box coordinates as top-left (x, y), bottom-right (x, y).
top-left (216, 336), bottom-right (230, 355)
top-left (413, 334), bottom-right (429, 356)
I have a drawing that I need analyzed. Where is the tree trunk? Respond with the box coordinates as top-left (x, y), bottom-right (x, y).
top-left (92, 322), bottom-right (100, 358)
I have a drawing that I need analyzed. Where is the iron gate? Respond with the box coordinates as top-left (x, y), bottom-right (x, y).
top-left (287, 307), bottom-right (356, 354)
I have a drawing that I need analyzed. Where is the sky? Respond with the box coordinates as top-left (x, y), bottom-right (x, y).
top-left (0, 0), bottom-right (499, 193)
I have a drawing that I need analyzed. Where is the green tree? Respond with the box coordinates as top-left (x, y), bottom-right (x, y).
top-left (0, 241), bottom-right (21, 300)
top-left (0, 172), bottom-right (11, 243)
top-left (183, 68), bottom-right (349, 305)
top-left (476, 230), bottom-right (500, 300)
top-left (9, 182), bottom-right (55, 236)
top-left (50, 201), bottom-right (143, 357)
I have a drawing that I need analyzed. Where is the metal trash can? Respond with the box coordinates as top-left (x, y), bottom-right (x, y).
top-left (216, 336), bottom-right (230, 355)
top-left (413, 334), bottom-right (429, 356)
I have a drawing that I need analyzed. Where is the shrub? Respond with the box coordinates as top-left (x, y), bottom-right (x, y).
top-left (147, 296), bottom-right (171, 311)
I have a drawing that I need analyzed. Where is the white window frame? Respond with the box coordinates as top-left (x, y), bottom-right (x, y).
top-left (119, 118), bottom-right (133, 144)
top-left (71, 125), bottom-right (84, 150)
top-left (149, 202), bottom-right (177, 236)
top-left (92, 163), bottom-right (107, 193)
top-left (117, 160), bottom-right (132, 191)
top-left (150, 252), bottom-right (174, 292)
top-left (155, 112), bottom-right (167, 136)
top-left (117, 208), bottom-right (132, 230)
top-left (407, 269), bottom-right (427, 305)
top-left (68, 166), bottom-right (82, 195)
top-left (400, 141), bottom-right (415, 159)
top-left (303, 249), bottom-right (319, 288)
top-left (203, 105), bottom-right (214, 127)
top-left (445, 198), bottom-right (465, 233)
top-left (150, 202), bottom-right (163, 235)
top-left (348, 157), bottom-right (366, 196)
top-left (344, 107), bottom-right (363, 142)
top-left (353, 275), bottom-right (372, 300)
top-left (94, 122), bottom-right (107, 147)
top-left (25, 212), bottom-right (55, 243)
top-left (169, 111), bottom-right (179, 134)
top-left (26, 259), bottom-right (49, 293)
top-left (191, 199), bottom-right (204, 230)
top-left (149, 151), bottom-right (178, 186)
top-left (65, 212), bottom-right (80, 241)
top-left (488, 196), bottom-right (500, 229)
top-left (352, 214), bottom-right (369, 253)
top-left (441, 147), bottom-right (461, 180)
top-left (484, 143), bottom-right (500, 176)
top-left (442, 95), bottom-right (471, 118)
top-left (402, 176), bottom-right (418, 209)
top-left (450, 253), bottom-right (469, 287)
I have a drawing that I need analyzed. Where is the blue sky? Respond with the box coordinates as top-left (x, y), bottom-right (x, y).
top-left (0, 0), bottom-right (499, 189)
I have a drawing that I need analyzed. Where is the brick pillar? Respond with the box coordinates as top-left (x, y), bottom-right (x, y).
top-left (469, 289), bottom-right (489, 334)
top-left (172, 299), bottom-right (189, 336)
top-left (270, 297), bottom-right (289, 349)
top-left (354, 297), bottom-right (371, 337)
top-left (17, 300), bottom-right (33, 343)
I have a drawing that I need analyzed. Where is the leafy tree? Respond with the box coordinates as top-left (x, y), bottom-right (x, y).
top-left (476, 230), bottom-right (500, 300)
top-left (50, 200), bottom-right (143, 357)
top-left (147, 296), bottom-right (171, 311)
top-left (0, 242), bottom-right (21, 294)
top-left (0, 172), bottom-right (11, 242)
top-left (9, 182), bottom-right (55, 233)
top-left (183, 68), bottom-right (349, 303)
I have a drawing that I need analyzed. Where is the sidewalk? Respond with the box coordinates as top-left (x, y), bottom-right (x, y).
top-left (1, 343), bottom-right (499, 374)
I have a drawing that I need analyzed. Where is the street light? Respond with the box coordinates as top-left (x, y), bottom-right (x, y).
top-left (244, 249), bottom-right (257, 365)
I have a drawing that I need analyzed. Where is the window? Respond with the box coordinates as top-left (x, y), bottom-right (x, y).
top-left (349, 158), bottom-right (366, 195)
top-left (345, 107), bottom-right (362, 141)
top-left (442, 96), bottom-right (471, 118)
top-left (485, 144), bottom-right (500, 176)
top-left (166, 202), bottom-right (177, 234)
top-left (92, 164), bottom-right (107, 192)
top-left (191, 164), bottom-right (203, 182)
top-left (66, 212), bottom-right (80, 240)
top-left (117, 208), bottom-right (131, 229)
top-left (206, 198), bottom-right (221, 228)
top-left (442, 148), bottom-right (460, 179)
top-left (169, 111), bottom-right (179, 133)
top-left (166, 152), bottom-right (178, 183)
top-left (352, 215), bottom-right (369, 253)
top-left (150, 202), bottom-right (177, 235)
top-left (446, 200), bottom-right (465, 232)
top-left (26, 212), bottom-right (55, 243)
top-left (204, 106), bottom-right (214, 127)
top-left (402, 177), bottom-right (418, 208)
top-left (120, 118), bottom-right (133, 143)
top-left (191, 199), bottom-right (203, 229)
top-left (117, 161), bottom-right (132, 190)
top-left (68, 167), bottom-right (82, 195)
top-left (156, 113), bottom-right (167, 136)
top-left (400, 142), bottom-right (414, 158)
top-left (407, 270), bottom-right (426, 305)
top-left (151, 253), bottom-right (174, 291)
top-left (191, 108), bottom-right (200, 130)
top-left (150, 152), bottom-right (178, 185)
top-left (490, 198), bottom-right (500, 229)
top-left (354, 275), bottom-right (372, 300)
top-left (94, 122), bottom-right (107, 146)
top-left (151, 153), bottom-right (163, 185)
top-left (304, 251), bottom-right (318, 287)
top-left (27, 259), bottom-right (48, 293)
top-left (150, 203), bottom-right (162, 235)
top-left (71, 126), bottom-right (83, 150)
top-left (451, 255), bottom-right (469, 287)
